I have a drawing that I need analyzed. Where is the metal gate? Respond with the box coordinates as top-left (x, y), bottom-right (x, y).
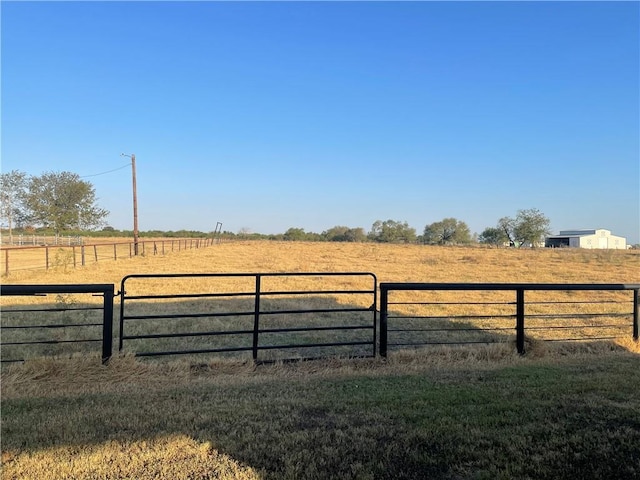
top-left (119, 272), bottom-right (377, 362)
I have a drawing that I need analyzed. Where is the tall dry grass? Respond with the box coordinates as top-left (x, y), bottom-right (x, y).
top-left (2, 241), bottom-right (638, 361)
top-left (3, 239), bottom-right (638, 286)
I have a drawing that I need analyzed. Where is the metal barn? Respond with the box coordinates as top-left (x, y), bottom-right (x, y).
top-left (545, 229), bottom-right (627, 249)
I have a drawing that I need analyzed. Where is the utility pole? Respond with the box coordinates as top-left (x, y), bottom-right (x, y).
top-left (131, 154), bottom-right (139, 255)
top-left (121, 153), bottom-right (139, 255)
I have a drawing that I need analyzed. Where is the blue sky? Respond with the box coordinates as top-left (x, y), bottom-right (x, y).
top-left (2, 1), bottom-right (639, 243)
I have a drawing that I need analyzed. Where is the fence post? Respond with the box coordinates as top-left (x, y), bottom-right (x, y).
top-left (4, 249), bottom-right (8, 276)
top-left (45, 246), bottom-right (49, 270)
top-left (633, 289), bottom-right (639, 341)
top-left (81, 246), bottom-right (86, 266)
top-left (113, 244), bottom-right (117, 261)
top-left (516, 288), bottom-right (525, 354)
top-left (102, 285), bottom-right (114, 364)
top-left (253, 275), bottom-right (261, 361)
top-left (380, 285), bottom-right (388, 358)
top-left (94, 245), bottom-right (98, 262)
top-left (73, 246), bottom-right (77, 268)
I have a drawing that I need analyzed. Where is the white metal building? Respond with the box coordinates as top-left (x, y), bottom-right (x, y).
top-left (545, 229), bottom-right (627, 249)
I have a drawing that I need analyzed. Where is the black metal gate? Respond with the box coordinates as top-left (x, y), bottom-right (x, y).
top-left (1, 284), bottom-right (114, 364)
top-left (119, 272), bottom-right (377, 362)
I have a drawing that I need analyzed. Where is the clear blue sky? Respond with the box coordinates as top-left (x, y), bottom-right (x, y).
top-left (2, 1), bottom-right (639, 243)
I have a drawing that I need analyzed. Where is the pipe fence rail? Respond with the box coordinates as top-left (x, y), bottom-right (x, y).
top-left (119, 272), bottom-right (378, 362)
top-left (1, 279), bottom-right (638, 365)
top-left (0, 234), bottom-right (83, 247)
top-left (379, 283), bottom-right (640, 356)
top-left (0, 284), bottom-right (114, 364)
top-left (0, 238), bottom-right (218, 275)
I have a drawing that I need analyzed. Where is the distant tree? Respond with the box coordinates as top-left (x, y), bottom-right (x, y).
top-left (23, 171), bottom-right (109, 233)
top-left (422, 218), bottom-right (472, 245)
top-left (322, 226), bottom-right (367, 242)
top-left (496, 208), bottom-right (551, 247)
top-left (283, 227), bottom-right (307, 241)
top-left (344, 227), bottom-right (367, 242)
top-left (323, 226), bottom-right (350, 242)
top-left (478, 227), bottom-right (509, 247)
top-left (497, 216), bottom-right (516, 245)
top-left (368, 220), bottom-right (416, 243)
top-left (0, 169), bottom-right (28, 237)
top-left (237, 227), bottom-right (252, 239)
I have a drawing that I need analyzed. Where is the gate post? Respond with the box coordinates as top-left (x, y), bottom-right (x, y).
top-left (253, 275), bottom-right (261, 361)
top-left (380, 285), bottom-right (388, 358)
top-left (516, 288), bottom-right (525, 354)
top-left (633, 289), bottom-right (639, 341)
top-left (102, 285), bottom-right (115, 364)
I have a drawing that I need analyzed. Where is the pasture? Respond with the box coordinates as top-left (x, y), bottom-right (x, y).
top-left (2, 241), bottom-right (640, 478)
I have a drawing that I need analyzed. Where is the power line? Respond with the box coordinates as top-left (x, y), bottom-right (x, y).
top-left (81, 163), bottom-right (131, 178)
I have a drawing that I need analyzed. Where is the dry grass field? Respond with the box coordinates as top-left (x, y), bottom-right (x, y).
top-left (2, 240), bottom-right (640, 479)
top-left (2, 238), bottom-right (638, 285)
top-left (2, 240), bottom-right (638, 359)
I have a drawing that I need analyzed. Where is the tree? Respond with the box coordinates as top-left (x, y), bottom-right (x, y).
top-left (422, 218), bottom-right (472, 245)
top-left (23, 171), bottom-right (109, 233)
top-left (0, 170), bottom-right (28, 237)
top-left (283, 227), bottom-right (307, 241)
top-left (495, 208), bottom-right (551, 247)
top-left (368, 220), bottom-right (416, 243)
top-left (322, 226), bottom-right (367, 242)
top-left (343, 227), bottom-right (367, 243)
top-left (323, 226), bottom-right (350, 242)
top-left (478, 227), bottom-right (509, 247)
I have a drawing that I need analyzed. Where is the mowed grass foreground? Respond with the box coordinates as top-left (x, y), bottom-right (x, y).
top-left (2, 241), bottom-right (640, 478)
top-left (3, 349), bottom-right (640, 479)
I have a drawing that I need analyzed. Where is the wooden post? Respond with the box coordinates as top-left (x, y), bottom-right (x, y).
top-left (45, 246), bottom-right (49, 270)
top-left (4, 249), bottom-right (8, 276)
top-left (94, 245), bottom-right (98, 262)
top-left (81, 246), bottom-right (86, 266)
top-left (73, 246), bottom-right (77, 268)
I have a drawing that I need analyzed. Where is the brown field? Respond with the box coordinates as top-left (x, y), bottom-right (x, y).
top-left (2, 240), bottom-right (640, 479)
top-left (3, 238), bottom-right (638, 285)
top-left (2, 240), bottom-right (639, 361)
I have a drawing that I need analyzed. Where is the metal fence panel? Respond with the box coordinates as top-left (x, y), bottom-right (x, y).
top-left (119, 272), bottom-right (378, 362)
top-left (0, 284), bottom-right (114, 364)
top-left (379, 283), bottom-right (640, 356)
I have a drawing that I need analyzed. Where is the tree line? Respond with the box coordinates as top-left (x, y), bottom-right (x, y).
top-left (1, 169), bottom-right (551, 247)
top-left (272, 210), bottom-right (551, 247)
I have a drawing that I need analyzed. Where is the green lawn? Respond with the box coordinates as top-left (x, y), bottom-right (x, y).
top-left (2, 351), bottom-right (640, 479)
